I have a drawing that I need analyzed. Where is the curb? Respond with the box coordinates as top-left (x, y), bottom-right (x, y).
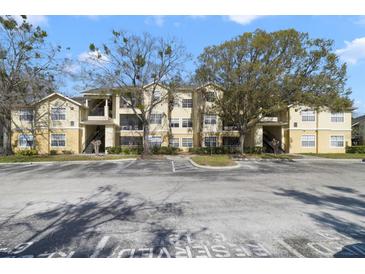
top-left (189, 159), bottom-right (240, 170)
top-left (0, 158), bottom-right (137, 165)
top-left (233, 158), bottom-right (295, 162)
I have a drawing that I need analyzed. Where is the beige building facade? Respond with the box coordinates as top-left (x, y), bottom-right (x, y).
top-left (11, 84), bottom-right (352, 154)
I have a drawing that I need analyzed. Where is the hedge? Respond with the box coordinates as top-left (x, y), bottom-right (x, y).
top-left (189, 146), bottom-right (263, 154)
top-left (15, 149), bottom-right (38, 156)
top-left (106, 145), bottom-right (179, 155)
top-left (346, 146), bottom-right (365, 154)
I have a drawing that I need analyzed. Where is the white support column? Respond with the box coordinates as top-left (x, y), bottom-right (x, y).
top-left (254, 126), bottom-right (263, 147)
top-left (104, 99), bottom-right (109, 119)
top-left (104, 125), bottom-right (115, 152)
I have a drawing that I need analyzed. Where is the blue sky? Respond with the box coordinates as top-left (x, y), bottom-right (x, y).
top-left (26, 15), bottom-right (365, 115)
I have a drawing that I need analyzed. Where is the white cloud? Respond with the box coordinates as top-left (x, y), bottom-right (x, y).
top-left (145, 16), bottom-right (165, 27)
top-left (13, 15), bottom-right (49, 27)
top-left (78, 51), bottom-right (109, 65)
top-left (336, 37), bottom-right (365, 65)
top-left (62, 63), bottom-right (81, 75)
top-left (226, 15), bottom-right (262, 25)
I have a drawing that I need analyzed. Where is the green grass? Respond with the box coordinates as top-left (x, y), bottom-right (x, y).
top-left (253, 153), bottom-right (301, 160)
top-left (302, 153), bottom-right (365, 159)
top-left (0, 154), bottom-right (136, 163)
top-left (191, 155), bottom-right (236, 167)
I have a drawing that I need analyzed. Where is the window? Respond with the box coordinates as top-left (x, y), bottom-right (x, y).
top-left (205, 92), bottom-right (215, 102)
top-left (51, 134), bottom-right (66, 147)
top-left (182, 99), bottom-right (192, 108)
top-left (301, 110), bottom-right (315, 122)
top-left (70, 121), bottom-right (75, 127)
top-left (182, 138), bottom-right (193, 148)
top-left (152, 90), bottom-right (161, 101)
top-left (205, 136), bottom-right (217, 147)
top-left (18, 134), bottom-right (34, 148)
top-left (169, 138), bottom-right (180, 148)
top-left (120, 136), bottom-right (142, 146)
top-left (173, 98), bottom-right (180, 107)
top-left (331, 136), bottom-right (344, 147)
top-left (19, 109), bottom-right (33, 121)
top-left (51, 107), bottom-right (66, 121)
top-left (120, 95), bottom-right (139, 108)
top-left (150, 114), bottom-right (163, 124)
top-left (120, 114), bottom-right (143, 130)
top-left (301, 135), bottom-right (315, 148)
top-left (148, 136), bottom-right (162, 147)
top-left (204, 114), bottom-right (217, 125)
top-left (182, 118), bottom-right (192, 128)
top-left (331, 112), bottom-right (344, 123)
top-left (170, 118), bottom-right (179, 128)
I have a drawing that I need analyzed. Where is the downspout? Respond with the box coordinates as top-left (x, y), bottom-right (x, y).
top-left (316, 110), bottom-right (319, 154)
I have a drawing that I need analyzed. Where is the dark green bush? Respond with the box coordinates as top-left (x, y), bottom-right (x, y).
top-left (346, 146), bottom-right (365, 154)
top-left (189, 146), bottom-right (263, 154)
top-left (152, 146), bottom-right (179, 155)
top-left (62, 150), bottom-right (73, 155)
top-left (189, 146), bottom-right (241, 154)
top-left (16, 149), bottom-right (38, 156)
top-left (50, 150), bottom-right (58, 155)
top-left (106, 146), bottom-right (143, 155)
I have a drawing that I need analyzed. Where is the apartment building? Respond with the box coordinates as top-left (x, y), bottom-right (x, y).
top-left (10, 83), bottom-right (352, 154)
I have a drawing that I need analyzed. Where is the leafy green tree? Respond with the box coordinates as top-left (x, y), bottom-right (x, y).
top-left (195, 29), bottom-right (352, 153)
top-left (82, 32), bottom-right (189, 156)
top-left (0, 15), bottom-right (62, 154)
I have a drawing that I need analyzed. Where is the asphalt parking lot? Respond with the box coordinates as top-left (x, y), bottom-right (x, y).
top-left (0, 157), bottom-right (364, 258)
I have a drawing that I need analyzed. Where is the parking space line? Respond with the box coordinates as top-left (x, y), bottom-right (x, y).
top-left (171, 161), bottom-right (176, 173)
top-left (91, 236), bottom-right (110, 258)
top-left (277, 239), bottom-right (304, 258)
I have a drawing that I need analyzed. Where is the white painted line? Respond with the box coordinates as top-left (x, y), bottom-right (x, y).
top-left (277, 239), bottom-right (304, 258)
top-left (121, 160), bottom-right (136, 170)
top-left (91, 236), bottom-right (110, 258)
top-left (171, 160), bottom-right (176, 172)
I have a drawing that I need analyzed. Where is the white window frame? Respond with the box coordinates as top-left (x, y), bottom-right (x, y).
top-left (150, 113), bottom-right (163, 124)
top-left (330, 135), bottom-right (345, 148)
top-left (148, 135), bottom-right (162, 147)
top-left (152, 90), bottom-right (161, 101)
top-left (331, 112), bottom-right (344, 123)
top-left (51, 133), bottom-right (66, 147)
top-left (51, 107), bottom-right (66, 121)
top-left (18, 134), bottom-right (34, 148)
top-left (19, 109), bottom-right (33, 122)
top-left (204, 136), bottom-right (217, 147)
top-left (204, 114), bottom-right (217, 125)
top-left (182, 118), bottom-right (192, 128)
top-left (301, 135), bottom-right (316, 148)
top-left (170, 118), bottom-right (180, 128)
top-left (169, 138), bottom-right (180, 148)
top-left (182, 99), bottom-right (192, 108)
top-left (182, 138), bottom-right (193, 148)
top-left (301, 110), bottom-right (315, 122)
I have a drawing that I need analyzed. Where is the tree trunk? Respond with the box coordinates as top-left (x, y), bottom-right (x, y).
top-left (142, 123), bottom-right (150, 158)
top-left (3, 121), bottom-right (12, 155)
top-left (239, 131), bottom-right (245, 154)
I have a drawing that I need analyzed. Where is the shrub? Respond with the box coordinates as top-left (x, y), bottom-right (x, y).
top-left (50, 150), bottom-right (58, 155)
top-left (152, 146), bottom-right (179, 155)
top-left (106, 146), bottom-right (122, 154)
top-left (346, 146), bottom-right (365, 154)
top-left (16, 149), bottom-right (38, 156)
top-left (62, 150), bottom-right (73, 155)
top-left (106, 146), bottom-right (142, 155)
top-left (189, 146), bottom-right (241, 154)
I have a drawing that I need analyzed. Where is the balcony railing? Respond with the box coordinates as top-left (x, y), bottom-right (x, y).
top-left (261, 117), bottom-right (279, 122)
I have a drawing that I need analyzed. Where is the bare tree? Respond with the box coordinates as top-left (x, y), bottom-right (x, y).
top-left (81, 32), bottom-right (190, 156)
top-left (0, 15), bottom-right (62, 154)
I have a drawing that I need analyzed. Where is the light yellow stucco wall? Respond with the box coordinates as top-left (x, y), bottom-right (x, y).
top-left (11, 94), bottom-right (83, 154)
